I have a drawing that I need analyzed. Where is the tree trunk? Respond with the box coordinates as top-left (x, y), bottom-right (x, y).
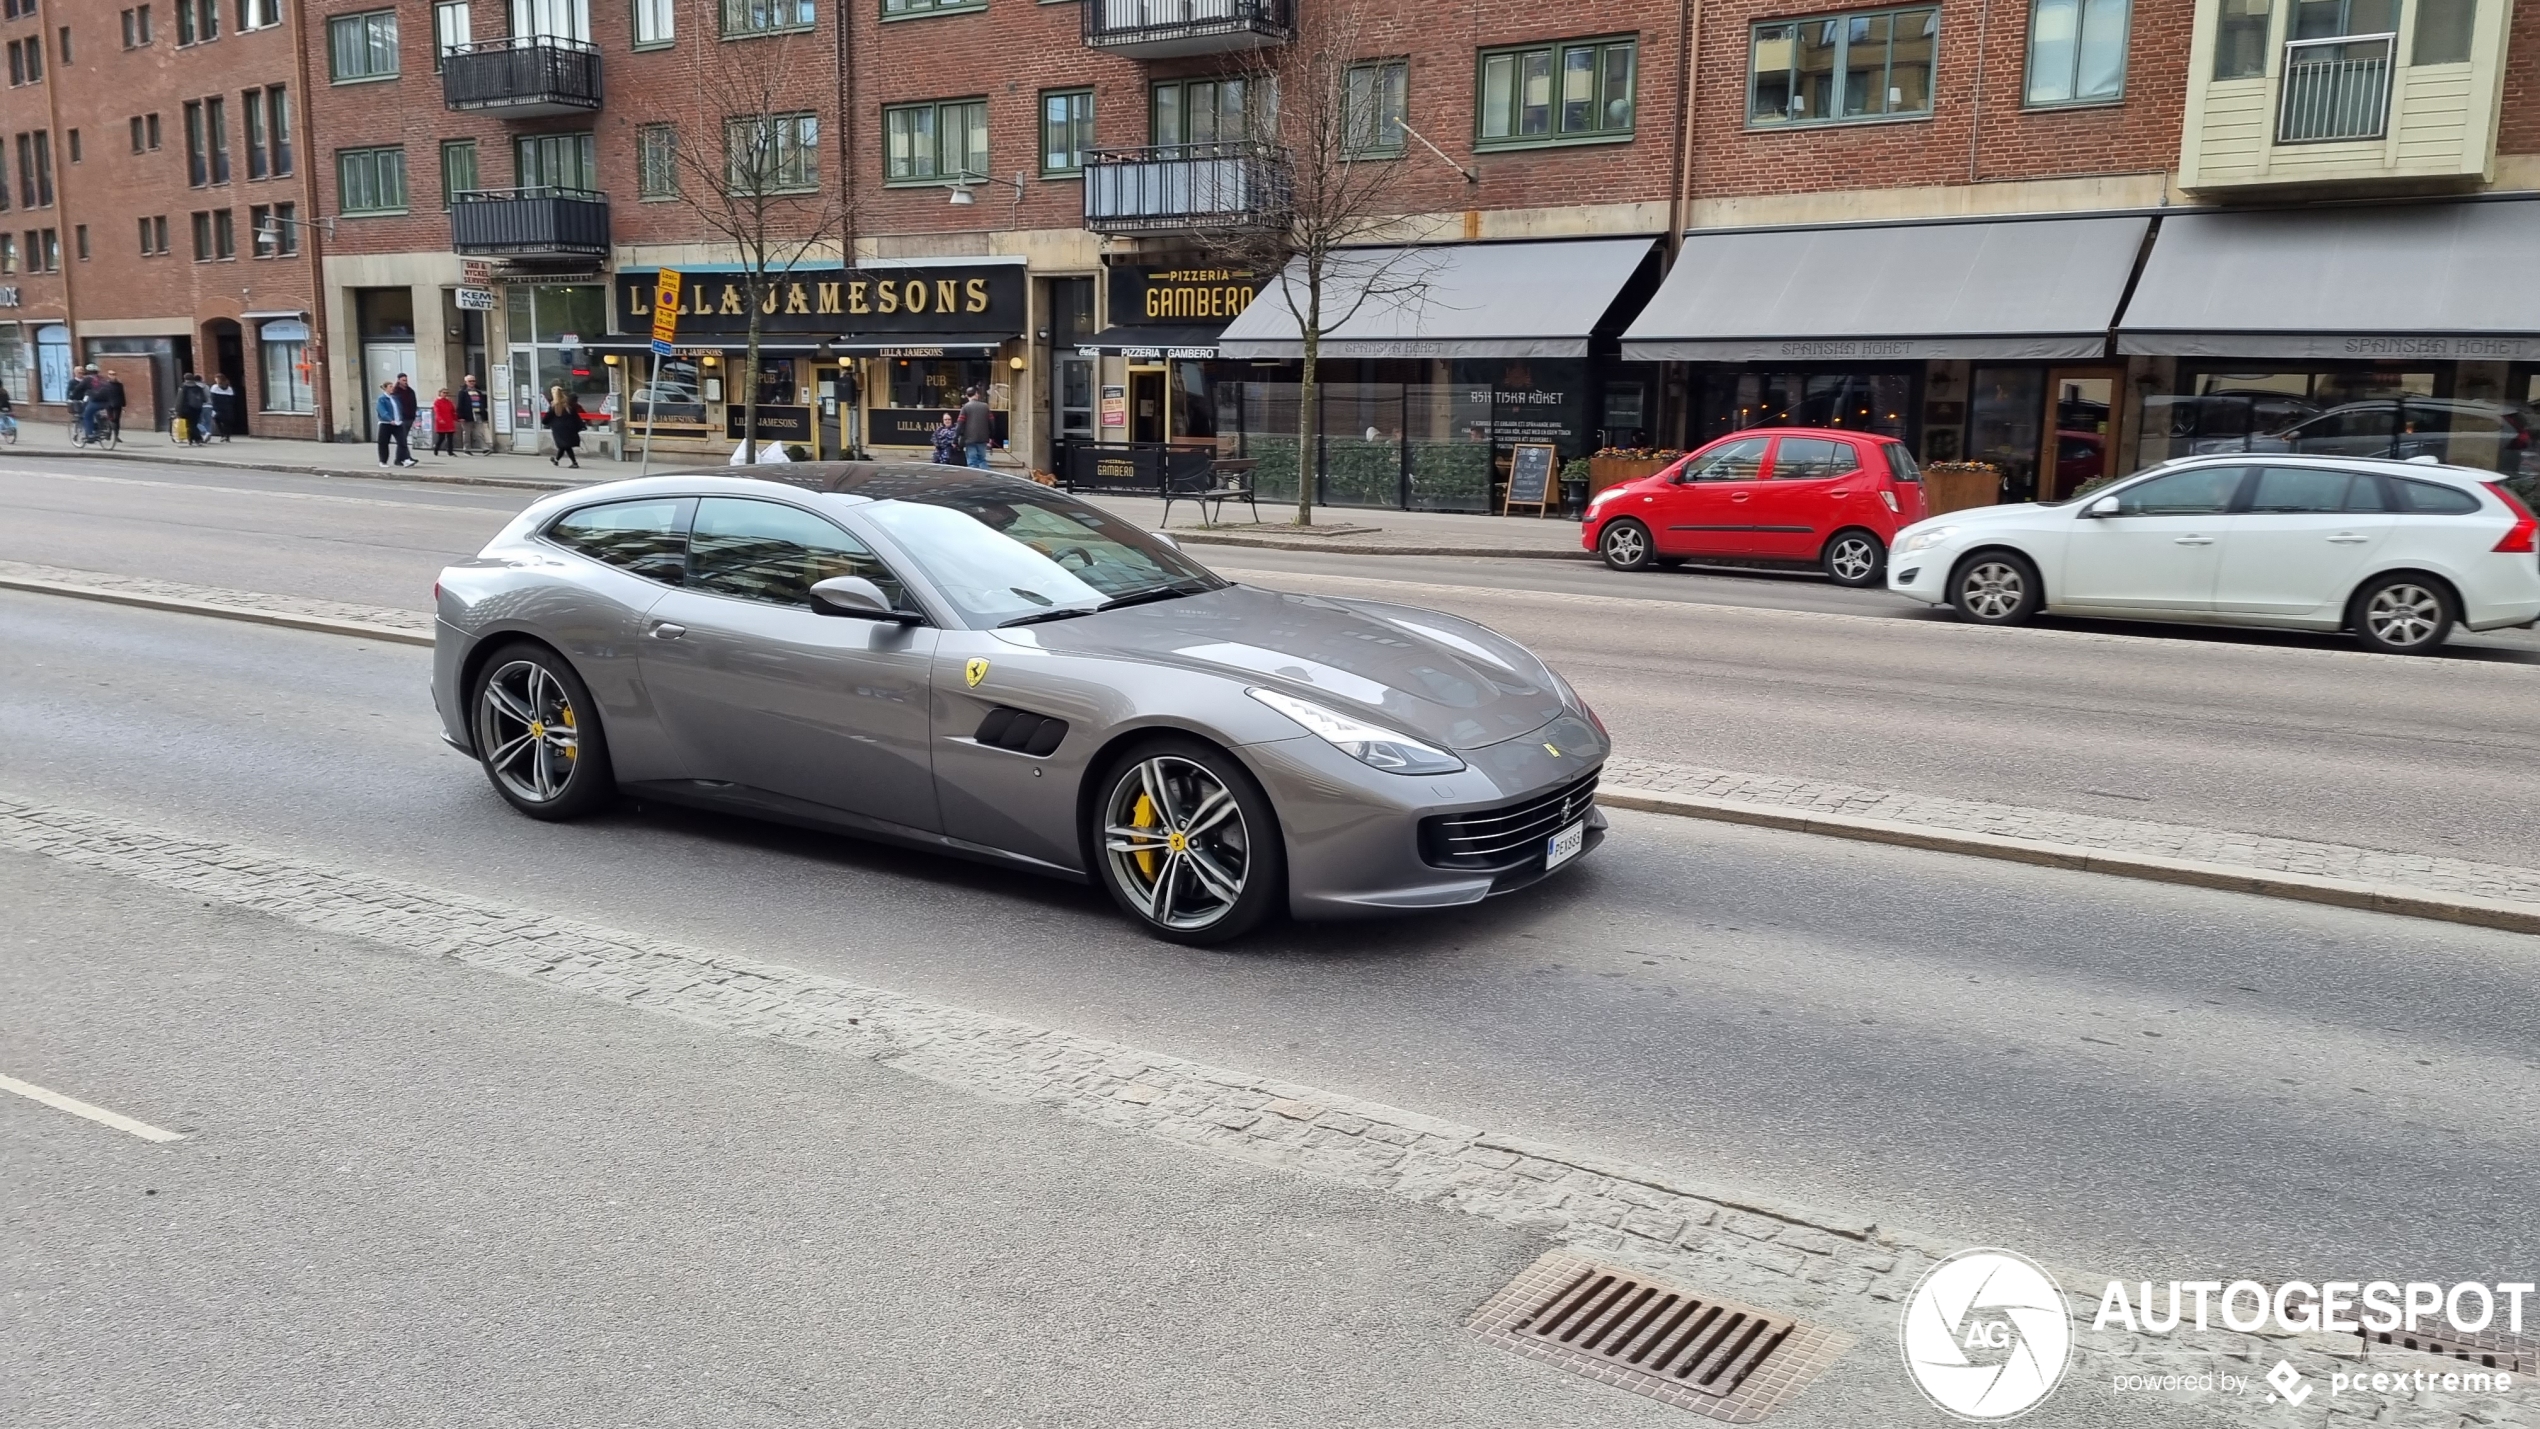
top-left (1294, 272), bottom-right (1321, 527)
top-left (741, 275), bottom-right (764, 465)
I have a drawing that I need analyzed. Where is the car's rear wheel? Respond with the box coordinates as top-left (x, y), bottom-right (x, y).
top-left (1598, 519), bottom-right (1655, 571)
top-left (471, 643), bottom-right (614, 820)
top-left (1092, 738), bottom-right (1283, 945)
top-left (2351, 575), bottom-right (2454, 655)
top-left (1821, 529), bottom-right (1885, 587)
top-left (1949, 552), bottom-right (2041, 626)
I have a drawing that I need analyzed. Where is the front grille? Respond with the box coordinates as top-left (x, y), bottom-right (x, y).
top-left (1419, 769), bottom-right (1598, 870)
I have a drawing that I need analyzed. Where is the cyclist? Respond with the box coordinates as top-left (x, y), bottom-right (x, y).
top-left (88, 367), bottom-right (127, 448)
top-left (0, 378), bottom-right (17, 442)
top-left (65, 365), bottom-right (95, 442)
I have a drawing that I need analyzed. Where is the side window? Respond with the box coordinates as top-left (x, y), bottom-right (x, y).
top-left (545, 497), bottom-right (690, 580)
top-left (687, 497), bottom-right (911, 609)
top-left (2247, 466), bottom-right (2366, 514)
top-left (1681, 435), bottom-right (1770, 481)
top-left (2388, 478), bottom-right (2481, 515)
top-left (1880, 442), bottom-right (1921, 482)
top-left (1771, 437), bottom-right (1861, 480)
top-left (2112, 466), bottom-right (2245, 515)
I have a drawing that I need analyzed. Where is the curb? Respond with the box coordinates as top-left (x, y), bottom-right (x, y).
top-left (0, 575), bottom-right (433, 647)
top-left (30, 441), bottom-right (591, 493)
top-left (1594, 786), bottom-right (2540, 937)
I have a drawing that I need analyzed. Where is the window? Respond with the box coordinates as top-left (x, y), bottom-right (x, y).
top-left (37, 227), bottom-right (55, 270)
top-left (123, 6), bottom-right (152, 47)
top-left (2389, 477), bottom-right (2480, 514)
top-left (206, 96), bottom-right (228, 182)
top-left (190, 209), bottom-right (210, 258)
top-left (516, 130), bottom-right (594, 190)
top-left (145, 113), bottom-right (162, 150)
top-left (689, 498), bottom-right (910, 611)
top-left (721, 0), bottom-right (814, 35)
top-left (5, 36), bottom-right (40, 83)
top-left (2025, 0), bottom-right (2128, 104)
top-left (637, 123), bottom-right (677, 198)
top-left (545, 498), bottom-right (693, 577)
top-left (512, 0), bottom-right (591, 40)
top-left (129, 116), bottom-right (145, 152)
top-left (337, 145), bottom-right (407, 213)
top-left (328, 10), bottom-right (398, 81)
top-left (440, 138), bottom-right (477, 205)
top-left (2111, 466), bottom-right (2244, 515)
top-left (2248, 466), bottom-right (2384, 513)
top-left (265, 87), bottom-right (289, 175)
top-left (1040, 88), bottom-right (1092, 176)
top-left (175, 0), bottom-right (215, 45)
top-left (2213, 0), bottom-right (2271, 77)
top-left (139, 215), bottom-right (158, 254)
top-left (16, 130), bottom-right (49, 206)
top-left (1151, 77), bottom-right (1271, 147)
top-left (246, 201), bottom-right (266, 251)
top-left (729, 112), bottom-right (819, 192)
top-left (184, 100), bottom-right (207, 185)
top-left (259, 320), bottom-right (314, 412)
top-left (883, 0), bottom-right (983, 15)
top-left (63, 127), bottom-right (75, 162)
top-left (1771, 436), bottom-right (1861, 479)
top-left (432, 1), bottom-right (467, 70)
top-left (267, 200), bottom-right (296, 254)
top-left (633, 0), bottom-right (672, 44)
top-left (884, 100), bottom-right (983, 184)
top-left (241, 0), bottom-right (283, 30)
top-left (1679, 436), bottom-right (1771, 481)
top-left (55, 23), bottom-right (67, 62)
top-left (2413, 0), bottom-right (2472, 63)
top-left (243, 89), bottom-right (265, 178)
top-left (1479, 36), bottom-right (1636, 145)
top-left (1749, 9), bottom-right (1934, 125)
top-left (1342, 59), bottom-right (1408, 157)
top-left (212, 207), bottom-right (233, 258)
top-left (0, 234), bottom-right (12, 273)
top-left (72, 221), bottom-right (84, 259)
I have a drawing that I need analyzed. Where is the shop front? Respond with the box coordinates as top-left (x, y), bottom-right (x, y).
top-left (1056, 263), bottom-right (1267, 490)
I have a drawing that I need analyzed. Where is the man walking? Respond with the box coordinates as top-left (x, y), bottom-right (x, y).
top-left (457, 374), bottom-right (492, 454)
top-left (391, 375), bottom-right (421, 466)
top-left (959, 386), bottom-right (995, 470)
top-left (374, 381), bottom-right (412, 467)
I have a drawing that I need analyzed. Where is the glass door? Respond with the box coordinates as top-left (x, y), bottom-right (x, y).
top-left (2039, 367), bottom-right (2120, 501)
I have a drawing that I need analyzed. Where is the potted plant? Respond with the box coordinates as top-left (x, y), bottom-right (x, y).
top-left (1587, 446), bottom-right (1684, 497)
top-left (1559, 457), bottom-right (1592, 520)
top-left (1921, 460), bottom-right (2004, 517)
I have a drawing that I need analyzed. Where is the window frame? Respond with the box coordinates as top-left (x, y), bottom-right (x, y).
top-left (336, 144), bottom-right (409, 216)
top-left (2021, 0), bottom-right (2131, 108)
top-left (724, 111), bottom-right (820, 195)
top-left (883, 97), bottom-right (986, 186)
top-left (2212, 0), bottom-right (2273, 79)
top-left (1342, 58), bottom-right (1409, 158)
top-left (1745, 6), bottom-right (1941, 129)
top-left (440, 137), bottom-right (479, 208)
top-left (1475, 34), bottom-right (1639, 151)
top-left (880, 0), bottom-right (987, 18)
top-left (432, 1), bottom-right (469, 72)
top-left (637, 122), bottom-right (678, 198)
top-left (514, 129), bottom-right (597, 192)
top-left (632, 0), bottom-right (674, 47)
top-left (327, 9), bottom-right (400, 84)
top-left (1038, 87), bottom-right (1093, 177)
top-left (719, 0), bottom-right (816, 37)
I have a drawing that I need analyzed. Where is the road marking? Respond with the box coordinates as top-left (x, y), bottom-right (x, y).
top-left (0, 466), bottom-right (512, 512)
top-left (0, 1072), bottom-right (188, 1142)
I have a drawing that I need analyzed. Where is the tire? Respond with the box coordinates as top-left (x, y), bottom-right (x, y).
top-left (2350, 575), bottom-right (2454, 655)
top-left (1949, 551), bottom-right (2042, 626)
top-left (1598, 519), bottom-right (1656, 572)
top-left (1090, 736), bottom-right (1284, 946)
top-left (469, 642), bottom-right (616, 820)
top-left (1821, 529), bottom-right (1886, 588)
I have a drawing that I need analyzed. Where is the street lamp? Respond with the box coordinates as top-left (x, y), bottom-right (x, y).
top-left (253, 210), bottom-right (337, 255)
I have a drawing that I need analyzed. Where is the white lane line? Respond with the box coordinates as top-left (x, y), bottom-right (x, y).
top-left (0, 1072), bottom-right (188, 1143)
top-left (0, 466), bottom-right (511, 512)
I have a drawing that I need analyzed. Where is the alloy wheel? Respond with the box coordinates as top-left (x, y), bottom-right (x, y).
top-left (2363, 583), bottom-right (2444, 648)
top-left (1103, 755), bottom-right (1252, 932)
top-left (1602, 523), bottom-right (1647, 567)
top-left (1960, 561), bottom-right (2026, 620)
top-left (477, 659), bottom-right (582, 803)
top-left (1827, 536), bottom-right (1879, 583)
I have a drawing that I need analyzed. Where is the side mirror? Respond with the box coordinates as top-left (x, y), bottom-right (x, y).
top-left (1150, 531), bottom-right (1182, 550)
top-left (2084, 495), bottom-right (2120, 518)
top-left (810, 575), bottom-right (920, 623)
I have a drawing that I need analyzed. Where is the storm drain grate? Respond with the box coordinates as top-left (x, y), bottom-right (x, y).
top-left (1469, 1252), bottom-right (1851, 1423)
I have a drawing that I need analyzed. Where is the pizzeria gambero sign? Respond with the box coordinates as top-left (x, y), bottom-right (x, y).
top-left (617, 265), bottom-right (1025, 338)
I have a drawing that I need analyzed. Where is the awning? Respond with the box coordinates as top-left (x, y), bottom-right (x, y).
top-left (1078, 326), bottom-right (1227, 358)
top-left (1216, 237), bottom-right (1659, 360)
top-left (2117, 198), bottom-right (2540, 360)
top-left (1621, 215), bottom-right (2152, 362)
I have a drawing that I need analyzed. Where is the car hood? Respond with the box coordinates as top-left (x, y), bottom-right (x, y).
top-left (996, 584), bottom-right (1572, 750)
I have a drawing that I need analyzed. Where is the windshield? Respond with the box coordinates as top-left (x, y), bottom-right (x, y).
top-left (860, 484), bottom-right (1225, 628)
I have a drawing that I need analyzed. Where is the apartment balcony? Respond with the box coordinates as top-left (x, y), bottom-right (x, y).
top-left (1082, 0), bottom-right (1290, 59)
top-left (451, 187), bottom-right (610, 258)
top-left (2179, 0), bottom-right (2509, 194)
top-left (1084, 143), bottom-right (1289, 236)
top-left (441, 36), bottom-right (602, 117)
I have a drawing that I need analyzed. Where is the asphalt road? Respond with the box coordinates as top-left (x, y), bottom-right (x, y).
top-left (6, 589), bottom-right (2535, 1300)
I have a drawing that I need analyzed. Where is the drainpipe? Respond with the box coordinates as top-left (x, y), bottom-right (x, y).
top-left (288, 0), bottom-right (334, 440)
top-left (1966, 0), bottom-right (1993, 183)
top-left (1666, 0), bottom-right (1701, 258)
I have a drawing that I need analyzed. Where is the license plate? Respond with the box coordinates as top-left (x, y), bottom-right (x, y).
top-left (1545, 820), bottom-right (1585, 870)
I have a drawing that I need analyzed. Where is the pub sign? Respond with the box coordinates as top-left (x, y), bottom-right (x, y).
top-left (620, 265), bottom-right (1025, 338)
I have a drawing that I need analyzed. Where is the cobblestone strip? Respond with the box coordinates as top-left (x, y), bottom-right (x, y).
top-left (0, 560), bottom-right (431, 637)
top-left (1601, 756), bottom-right (2540, 914)
top-left (0, 792), bottom-right (2513, 1427)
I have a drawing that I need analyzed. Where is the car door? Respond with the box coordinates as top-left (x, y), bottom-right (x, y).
top-left (1654, 435), bottom-right (1771, 556)
top-left (2056, 465), bottom-right (2252, 612)
top-left (534, 494), bottom-right (693, 783)
top-left (1742, 435), bottom-right (1863, 559)
top-left (2212, 466), bottom-right (2395, 618)
top-left (635, 495), bottom-right (943, 831)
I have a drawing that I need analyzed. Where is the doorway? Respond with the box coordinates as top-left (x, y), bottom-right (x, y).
top-left (208, 320), bottom-right (248, 437)
top-left (1129, 367), bottom-right (1166, 444)
top-left (2039, 367), bottom-right (2122, 502)
top-left (363, 344), bottom-right (417, 437)
top-left (812, 362), bottom-right (856, 459)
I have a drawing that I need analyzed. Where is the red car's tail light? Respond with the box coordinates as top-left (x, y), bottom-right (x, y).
top-left (2486, 483), bottom-right (2538, 553)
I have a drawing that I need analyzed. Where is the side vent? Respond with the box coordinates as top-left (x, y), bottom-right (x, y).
top-left (974, 706), bottom-right (1069, 757)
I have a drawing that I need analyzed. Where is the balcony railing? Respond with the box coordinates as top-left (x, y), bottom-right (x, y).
top-left (451, 187), bottom-right (611, 257)
top-left (442, 36), bottom-right (602, 117)
top-left (2277, 33), bottom-right (2393, 143)
top-left (1084, 142), bottom-right (1289, 235)
top-left (1082, 0), bottom-right (1290, 58)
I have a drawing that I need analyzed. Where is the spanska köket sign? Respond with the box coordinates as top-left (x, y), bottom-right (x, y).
top-left (617, 265), bottom-right (1026, 338)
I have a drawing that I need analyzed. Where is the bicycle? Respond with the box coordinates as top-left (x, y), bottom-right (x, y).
top-left (70, 410), bottom-right (121, 450)
top-left (0, 410), bottom-right (16, 444)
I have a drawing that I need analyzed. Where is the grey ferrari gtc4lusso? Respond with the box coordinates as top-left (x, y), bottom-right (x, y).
top-left (432, 463), bottom-right (1609, 943)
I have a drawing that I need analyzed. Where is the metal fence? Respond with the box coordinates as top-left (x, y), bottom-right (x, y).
top-left (451, 187), bottom-right (611, 257)
top-left (2277, 33), bottom-right (2393, 143)
top-left (1083, 143), bottom-right (1289, 235)
top-left (1083, 0), bottom-right (1291, 48)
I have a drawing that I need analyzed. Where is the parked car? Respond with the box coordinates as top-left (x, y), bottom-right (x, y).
top-left (1886, 454), bottom-right (2540, 653)
top-left (433, 464), bottom-right (1609, 944)
top-left (1582, 428), bottom-right (1929, 587)
top-left (2246, 397), bottom-right (2537, 480)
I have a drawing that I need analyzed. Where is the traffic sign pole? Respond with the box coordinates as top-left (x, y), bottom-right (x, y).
top-left (640, 272), bottom-right (681, 478)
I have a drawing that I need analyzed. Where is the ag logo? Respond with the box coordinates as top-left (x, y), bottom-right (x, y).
top-left (1900, 1248), bottom-right (2071, 1421)
top-left (964, 657), bottom-right (990, 689)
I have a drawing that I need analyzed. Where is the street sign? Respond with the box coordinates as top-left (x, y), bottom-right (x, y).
top-left (454, 287), bottom-right (496, 311)
top-left (650, 338), bottom-right (674, 357)
top-left (462, 260), bottom-right (493, 286)
top-left (651, 270), bottom-right (681, 347)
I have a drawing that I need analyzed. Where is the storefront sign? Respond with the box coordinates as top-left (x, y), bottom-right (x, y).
top-left (1100, 385), bottom-right (1127, 428)
top-left (724, 403), bottom-right (813, 442)
top-left (455, 288), bottom-right (496, 312)
top-left (0, 287), bottom-right (20, 308)
top-left (463, 260), bottom-right (494, 287)
top-left (1107, 267), bottom-right (1264, 327)
top-left (870, 407), bottom-right (1009, 447)
top-left (1776, 339), bottom-right (1918, 359)
top-left (619, 265), bottom-right (1026, 338)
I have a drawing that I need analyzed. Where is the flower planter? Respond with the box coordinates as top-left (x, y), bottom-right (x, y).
top-left (1588, 456), bottom-right (1674, 496)
top-left (1922, 463), bottom-right (2004, 517)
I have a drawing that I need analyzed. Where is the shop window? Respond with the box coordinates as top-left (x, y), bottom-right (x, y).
top-left (1343, 60), bottom-right (1408, 157)
top-left (259, 319), bottom-right (314, 412)
top-left (2025, 0), bottom-right (2128, 105)
top-left (0, 321), bottom-right (25, 405)
top-left (727, 111), bottom-right (818, 194)
top-left (720, 0), bottom-right (814, 36)
top-left (1749, 8), bottom-right (1935, 126)
top-left (37, 322), bottom-right (70, 401)
top-left (1698, 370), bottom-right (1915, 444)
top-left (1478, 37), bottom-right (1635, 147)
top-left (1040, 89), bottom-right (1093, 176)
top-left (327, 10), bottom-right (399, 82)
top-left (888, 356), bottom-right (990, 413)
top-left (337, 145), bottom-right (407, 214)
top-left (631, 355), bottom-right (704, 429)
top-left (884, 99), bottom-right (983, 184)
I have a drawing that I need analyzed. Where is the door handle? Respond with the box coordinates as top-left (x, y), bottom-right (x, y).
top-left (2326, 533), bottom-right (2370, 544)
top-left (2173, 535), bottom-right (2214, 546)
top-left (1729, 492), bottom-right (1751, 503)
top-left (649, 622), bottom-right (688, 640)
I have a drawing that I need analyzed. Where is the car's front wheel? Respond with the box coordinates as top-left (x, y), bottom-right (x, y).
top-left (1092, 737), bottom-right (1284, 945)
top-left (1821, 529), bottom-right (1885, 587)
top-left (1598, 519), bottom-right (1655, 571)
top-left (2351, 575), bottom-right (2454, 654)
top-left (1949, 552), bottom-right (2042, 626)
top-left (471, 642), bottom-right (615, 820)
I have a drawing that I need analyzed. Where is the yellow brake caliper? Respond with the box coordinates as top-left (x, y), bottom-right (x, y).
top-left (1131, 793), bottom-right (1159, 881)
top-left (560, 703), bottom-right (577, 760)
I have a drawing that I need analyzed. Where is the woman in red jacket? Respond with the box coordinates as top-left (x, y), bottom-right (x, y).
top-left (430, 390), bottom-right (459, 456)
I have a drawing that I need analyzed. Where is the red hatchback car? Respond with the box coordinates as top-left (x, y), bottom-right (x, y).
top-left (1581, 429), bottom-right (1929, 587)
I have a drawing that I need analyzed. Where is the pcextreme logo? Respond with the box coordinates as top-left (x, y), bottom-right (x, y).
top-left (1901, 1248), bottom-right (2074, 1420)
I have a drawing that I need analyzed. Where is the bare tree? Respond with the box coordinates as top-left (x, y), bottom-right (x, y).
top-left (1202, 0), bottom-right (1447, 525)
top-left (655, 10), bottom-right (848, 463)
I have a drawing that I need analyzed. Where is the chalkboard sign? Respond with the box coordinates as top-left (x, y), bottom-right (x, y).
top-left (1504, 443), bottom-right (1558, 515)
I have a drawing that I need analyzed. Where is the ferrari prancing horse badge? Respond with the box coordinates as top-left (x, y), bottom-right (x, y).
top-left (965, 658), bottom-right (990, 689)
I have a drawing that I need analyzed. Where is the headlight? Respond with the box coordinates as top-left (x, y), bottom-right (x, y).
top-left (1246, 688), bottom-right (1464, 775)
top-left (1896, 525), bottom-right (1960, 557)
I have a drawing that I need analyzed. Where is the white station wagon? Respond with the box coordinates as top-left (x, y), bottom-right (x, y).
top-left (1886, 454), bottom-right (2540, 653)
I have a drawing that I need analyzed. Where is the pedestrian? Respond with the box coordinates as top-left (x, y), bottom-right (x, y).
top-left (93, 368), bottom-right (128, 442)
top-left (931, 410), bottom-right (962, 465)
top-left (391, 375), bottom-right (420, 466)
top-left (457, 374), bottom-right (491, 454)
top-left (374, 380), bottom-right (411, 467)
top-left (959, 386), bottom-right (995, 470)
top-left (208, 373), bottom-right (240, 441)
top-left (72, 363), bottom-right (102, 442)
top-left (544, 385), bottom-right (584, 469)
top-left (175, 373), bottom-right (208, 445)
top-left (430, 388), bottom-right (459, 456)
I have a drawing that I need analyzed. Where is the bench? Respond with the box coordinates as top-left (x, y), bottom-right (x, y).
top-left (1162, 457), bottom-right (1260, 528)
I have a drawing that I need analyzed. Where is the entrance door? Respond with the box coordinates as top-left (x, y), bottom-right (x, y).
top-left (2039, 368), bottom-right (2121, 502)
top-left (362, 343), bottom-right (416, 436)
top-left (814, 362), bottom-right (850, 459)
top-left (212, 325), bottom-right (248, 436)
top-left (1129, 368), bottom-right (1165, 444)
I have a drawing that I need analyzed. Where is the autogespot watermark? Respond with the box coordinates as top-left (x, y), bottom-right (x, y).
top-left (1902, 1251), bottom-right (2530, 1420)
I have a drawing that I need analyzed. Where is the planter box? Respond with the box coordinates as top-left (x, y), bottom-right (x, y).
top-left (1589, 456), bottom-right (1673, 496)
top-left (1923, 466), bottom-right (2003, 517)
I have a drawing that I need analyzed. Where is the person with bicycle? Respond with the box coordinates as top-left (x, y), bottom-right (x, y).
top-left (88, 367), bottom-right (127, 447)
top-left (66, 365), bottom-right (95, 441)
top-left (0, 377), bottom-right (17, 443)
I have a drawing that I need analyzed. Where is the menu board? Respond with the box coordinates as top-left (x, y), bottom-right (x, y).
top-left (1504, 443), bottom-right (1557, 514)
